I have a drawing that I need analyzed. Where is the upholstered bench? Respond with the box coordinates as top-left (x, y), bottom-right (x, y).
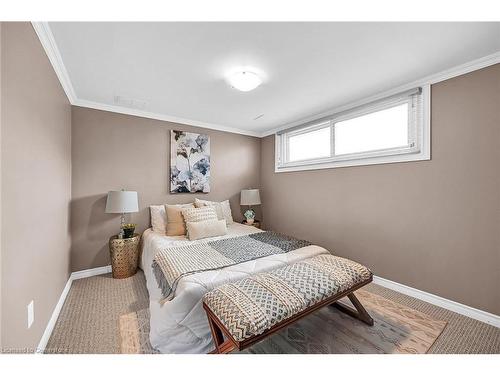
top-left (202, 254), bottom-right (374, 354)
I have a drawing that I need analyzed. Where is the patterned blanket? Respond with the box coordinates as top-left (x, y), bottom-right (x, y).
top-left (152, 232), bottom-right (312, 301)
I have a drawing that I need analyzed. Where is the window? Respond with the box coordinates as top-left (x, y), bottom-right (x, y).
top-left (275, 86), bottom-right (430, 172)
top-left (288, 122), bottom-right (331, 162)
top-left (334, 103), bottom-right (408, 155)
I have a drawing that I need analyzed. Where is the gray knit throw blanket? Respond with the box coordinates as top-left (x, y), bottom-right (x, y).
top-left (152, 231), bottom-right (312, 302)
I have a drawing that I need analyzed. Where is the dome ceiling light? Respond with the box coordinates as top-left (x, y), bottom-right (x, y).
top-left (228, 70), bottom-right (262, 92)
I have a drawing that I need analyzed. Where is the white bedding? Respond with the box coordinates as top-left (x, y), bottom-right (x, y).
top-left (141, 223), bottom-right (329, 353)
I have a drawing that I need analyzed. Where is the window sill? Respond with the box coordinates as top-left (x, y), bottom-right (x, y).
top-left (275, 149), bottom-right (431, 173)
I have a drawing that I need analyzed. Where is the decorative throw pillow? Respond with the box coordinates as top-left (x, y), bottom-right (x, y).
top-left (185, 219), bottom-right (227, 241)
top-left (181, 206), bottom-right (218, 224)
top-left (165, 203), bottom-right (195, 236)
top-left (150, 205), bottom-right (167, 234)
top-left (194, 198), bottom-right (234, 225)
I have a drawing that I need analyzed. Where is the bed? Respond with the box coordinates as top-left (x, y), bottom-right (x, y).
top-left (141, 222), bottom-right (329, 353)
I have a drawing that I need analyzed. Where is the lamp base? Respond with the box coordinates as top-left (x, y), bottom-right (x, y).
top-left (118, 213), bottom-right (125, 239)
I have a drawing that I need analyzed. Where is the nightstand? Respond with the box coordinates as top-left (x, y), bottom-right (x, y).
top-left (241, 219), bottom-right (261, 229)
top-left (109, 233), bottom-right (140, 279)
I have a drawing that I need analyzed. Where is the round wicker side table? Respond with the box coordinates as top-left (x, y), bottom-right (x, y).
top-left (109, 233), bottom-right (140, 279)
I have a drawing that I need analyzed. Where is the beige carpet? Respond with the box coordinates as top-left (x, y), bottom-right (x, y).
top-left (45, 270), bottom-right (500, 354)
top-left (119, 289), bottom-right (447, 354)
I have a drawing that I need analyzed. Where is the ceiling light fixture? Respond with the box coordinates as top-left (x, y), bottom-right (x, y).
top-left (228, 70), bottom-right (262, 92)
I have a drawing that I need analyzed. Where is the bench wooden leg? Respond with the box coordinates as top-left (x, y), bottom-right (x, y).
top-left (331, 292), bottom-right (374, 326)
top-left (207, 314), bottom-right (236, 354)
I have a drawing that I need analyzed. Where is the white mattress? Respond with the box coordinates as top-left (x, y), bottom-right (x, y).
top-left (141, 223), bottom-right (329, 353)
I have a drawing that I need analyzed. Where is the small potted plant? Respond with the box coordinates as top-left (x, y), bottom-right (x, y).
top-left (244, 209), bottom-right (255, 225)
top-left (121, 223), bottom-right (136, 239)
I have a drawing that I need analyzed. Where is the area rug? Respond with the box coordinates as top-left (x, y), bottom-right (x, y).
top-left (118, 289), bottom-right (447, 354)
top-left (119, 308), bottom-right (159, 354)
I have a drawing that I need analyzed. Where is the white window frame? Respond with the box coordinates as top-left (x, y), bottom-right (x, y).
top-left (275, 85), bottom-right (431, 172)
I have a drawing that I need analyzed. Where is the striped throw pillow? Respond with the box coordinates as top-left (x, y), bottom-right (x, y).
top-left (181, 206), bottom-right (218, 225)
top-left (194, 198), bottom-right (234, 225)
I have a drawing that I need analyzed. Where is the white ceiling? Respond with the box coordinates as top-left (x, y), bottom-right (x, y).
top-left (47, 22), bottom-right (500, 136)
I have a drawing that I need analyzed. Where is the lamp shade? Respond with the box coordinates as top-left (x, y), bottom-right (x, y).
top-left (240, 189), bottom-right (261, 206)
top-left (105, 191), bottom-right (139, 213)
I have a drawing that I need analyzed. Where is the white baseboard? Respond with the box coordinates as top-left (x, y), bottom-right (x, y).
top-left (36, 264), bottom-right (112, 353)
top-left (373, 275), bottom-right (500, 328)
top-left (36, 265), bottom-right (499, 353)
top-left (35, 277), bottom-right (73, 353)
top-left (71, 265), bottom-right (112, 280)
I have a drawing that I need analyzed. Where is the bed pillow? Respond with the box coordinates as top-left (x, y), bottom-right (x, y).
top-left (165, 203), bottom-right (195, 236)
top-left (150, 205), bottom-right (167, 234)
top-left (185, 219), bottom-right (227, 241)
top-left (194, 198), bottom-right (234, 225)
top-left (181, 206), bottom-right (218, 224)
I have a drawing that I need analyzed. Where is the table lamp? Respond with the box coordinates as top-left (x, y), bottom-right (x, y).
top-left (240, 189), bottom-right (261, 224)
top-left (105, 190), bottom-right (139, 238)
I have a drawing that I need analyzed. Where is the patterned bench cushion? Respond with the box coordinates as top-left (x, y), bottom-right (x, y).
top-left (203, 254), bottom-right (372, 342)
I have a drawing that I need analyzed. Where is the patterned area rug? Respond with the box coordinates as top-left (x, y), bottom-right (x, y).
top-left (118, 289), bottom-right (446, 354)
top-left (119, 308), bottom-right (159, 354)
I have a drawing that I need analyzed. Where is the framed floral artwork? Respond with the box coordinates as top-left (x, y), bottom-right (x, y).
top-left (170, 130), bottom-right (210, 193)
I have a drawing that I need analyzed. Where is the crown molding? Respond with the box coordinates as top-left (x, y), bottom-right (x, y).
top-left (32, 22), bottom-right (77, 103)
top-left (73, 98), bottom-right (262, 137)
top-left (32, 21), bottom-right (499, 139)
top-left (31, 21), bottom-right (260, 138)
top-left (261, 51), bottom-right (500, 137)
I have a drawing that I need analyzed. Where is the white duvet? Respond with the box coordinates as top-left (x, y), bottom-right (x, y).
top-left (141, 223), bottom-right (329, 354)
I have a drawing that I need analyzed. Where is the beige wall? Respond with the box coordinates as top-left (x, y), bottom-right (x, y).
top-left (261, 64), bottom-right (500, 315)
top-left (0, 22), bottom-right (497, 352)
top-left (1, 23), bottom-right (72, 349)
top-left (71, 107), bottom-right (261, 272)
